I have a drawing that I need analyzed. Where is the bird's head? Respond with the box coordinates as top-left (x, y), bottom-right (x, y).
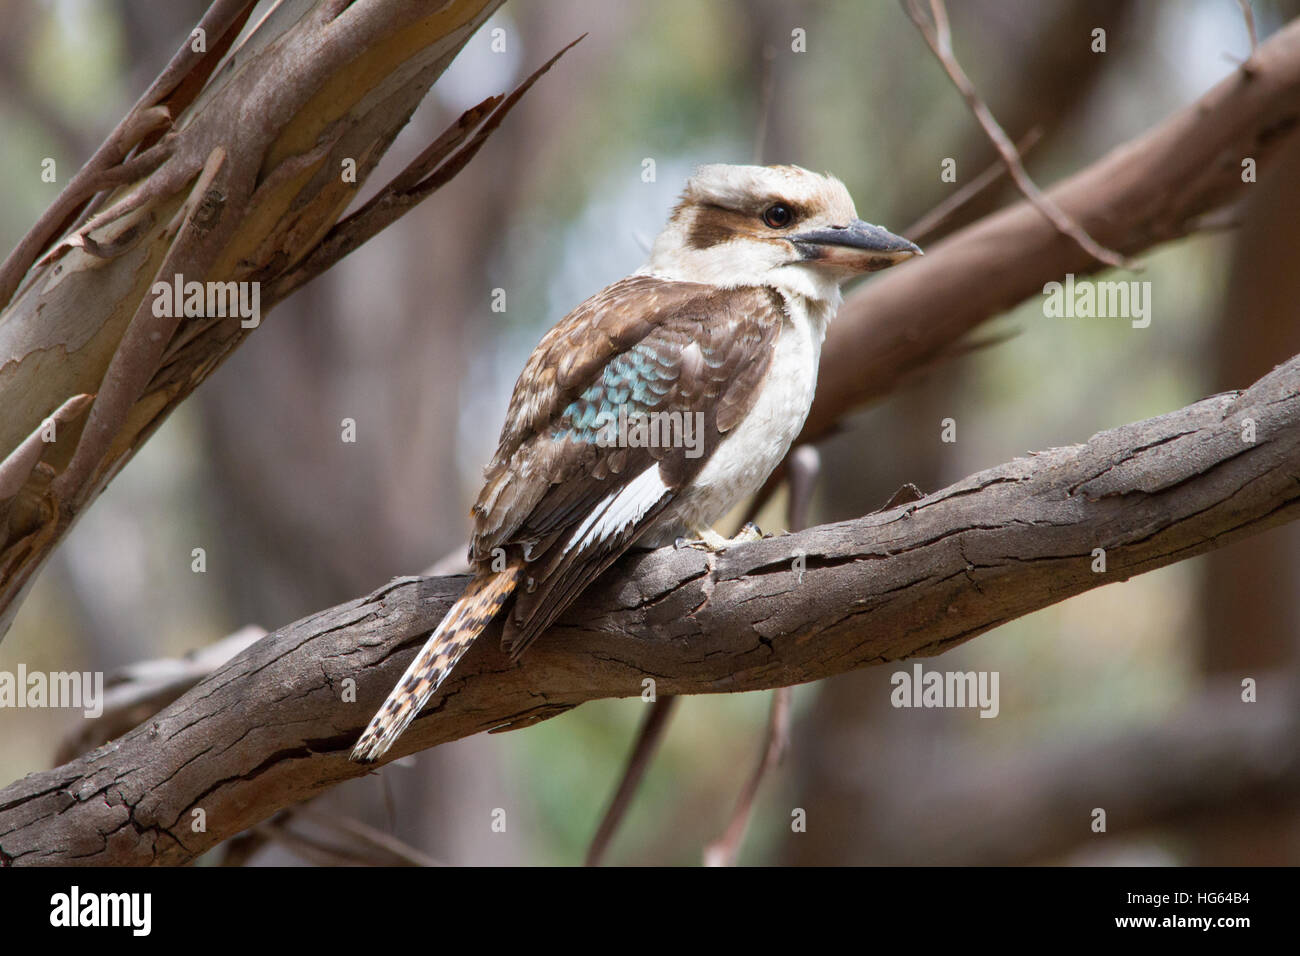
top-left (642, 163), bottom-right (921, 304)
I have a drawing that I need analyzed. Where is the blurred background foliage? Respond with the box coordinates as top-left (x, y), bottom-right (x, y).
top-left (2, 0), bottom-right (1298, 865)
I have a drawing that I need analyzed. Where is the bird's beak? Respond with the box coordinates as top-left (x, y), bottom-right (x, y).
top-left (791, 219), bottom-right (922, 272)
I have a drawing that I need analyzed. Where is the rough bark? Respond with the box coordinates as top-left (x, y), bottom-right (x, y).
top-left (2, 347), bottom-right (1297, 865)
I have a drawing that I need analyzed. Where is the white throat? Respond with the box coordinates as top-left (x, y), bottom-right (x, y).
top-left (637, 284), bottom-right (832, 547)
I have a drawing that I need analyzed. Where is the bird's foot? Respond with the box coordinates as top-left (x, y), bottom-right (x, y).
top-left (674, 523), bottom-right (764, 553)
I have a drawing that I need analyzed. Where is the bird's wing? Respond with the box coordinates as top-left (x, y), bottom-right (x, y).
top-left (470, 274), bottom-right (785, 657)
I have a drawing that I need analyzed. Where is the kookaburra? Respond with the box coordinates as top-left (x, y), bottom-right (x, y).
top-left (352, 163), bottom-right (919, 762)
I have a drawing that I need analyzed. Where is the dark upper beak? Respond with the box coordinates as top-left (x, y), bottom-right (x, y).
top-left (790, 219), bottom-right (922, 272)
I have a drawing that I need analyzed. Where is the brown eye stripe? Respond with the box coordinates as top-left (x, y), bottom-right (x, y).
top-left (685, 200), bottom-right (806, 249)
top-left (685, 204), bottom-right (749, 249)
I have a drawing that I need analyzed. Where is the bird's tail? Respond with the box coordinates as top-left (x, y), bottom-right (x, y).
top-left (351, 562), bottom-right (521, 763)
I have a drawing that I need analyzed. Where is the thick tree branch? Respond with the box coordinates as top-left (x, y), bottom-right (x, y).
top-left (2, 348), bottom-right (1297, 866)
top-left (0, 0), bottom-right (552, 639)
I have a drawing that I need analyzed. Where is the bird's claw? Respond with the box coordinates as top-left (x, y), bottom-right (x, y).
top-left (674, 524), bottom-right (765, 553)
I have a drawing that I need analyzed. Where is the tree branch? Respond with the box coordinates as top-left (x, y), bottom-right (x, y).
top-left (849, 671), bottom-right (1300, 865)
top-left (0, 0), bottom-right (257, 310)
top-left (3, 348), bottom-right (1298, 866)
top-left (902, 0), bottom-right (1128, 267)
top-left (0, 0), bottom-right (561, 640)
top-left (823, 14), bottom-right (1300, 412)
top-left (747, 15), bottom-right (1300, 509)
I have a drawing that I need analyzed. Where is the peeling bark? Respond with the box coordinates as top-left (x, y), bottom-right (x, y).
top-left (0, 0), bottom-right (517, 637)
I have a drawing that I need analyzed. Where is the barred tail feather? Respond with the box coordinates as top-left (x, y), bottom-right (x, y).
top-left (351, 563), bottom-right (521, 763)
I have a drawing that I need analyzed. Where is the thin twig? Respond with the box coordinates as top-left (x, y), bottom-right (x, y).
top-left (752, 43), bottom-right (776, 165)
top-left (252, 817), bottom-right (364, 867)
top-left (291, 805), bottom-right (444, 867)
top-left (703, 687), bottom-right (793, 866)
top-left (584, 695), bottom-right (679, 866)
top-left (902, 0), bottom-right (1131, 269)
top-left (903, 127), bottom-right (1043, 241)
top-left (267, 33), bottom-right (585, 307)
top-left (1238, 0), bottom-right (1259, 59)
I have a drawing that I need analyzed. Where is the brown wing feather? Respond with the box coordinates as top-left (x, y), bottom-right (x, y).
top-left (469, 276), bottom-right (786, 657)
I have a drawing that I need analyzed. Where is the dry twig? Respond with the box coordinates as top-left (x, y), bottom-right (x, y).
top-left (901, 0), bottom-right (1130, 269)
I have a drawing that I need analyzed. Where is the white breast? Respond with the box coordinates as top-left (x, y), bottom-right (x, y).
top-left (640, 291), bottom-right (832, 546)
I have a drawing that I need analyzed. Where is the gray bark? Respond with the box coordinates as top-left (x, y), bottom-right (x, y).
top-left (2, 349), bottom-right (1297, 865)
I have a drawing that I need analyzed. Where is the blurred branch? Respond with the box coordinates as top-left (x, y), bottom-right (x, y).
top-left (584, 695), bottom-right (679, 867)
top-left (856, 672), bottom-right (1300, 865)
top-left (4, 352), bottom-right (1298, 864)
top-left (746, 13), bottom-right (1300, 512)
top-left (1238, 0), bottom-right (1260, 63)
top-left (704, 685), bottom-right (793, 867)
top-left (902, 127), bottom-right (1042, 241)
top-left (902, 0), bottom-right (1129, 268)
top-left (256, 805), bottom-right (443, 867)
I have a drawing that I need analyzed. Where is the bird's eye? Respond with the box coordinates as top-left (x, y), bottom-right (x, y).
top-left (762, 203), bottom-right (793, 229)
